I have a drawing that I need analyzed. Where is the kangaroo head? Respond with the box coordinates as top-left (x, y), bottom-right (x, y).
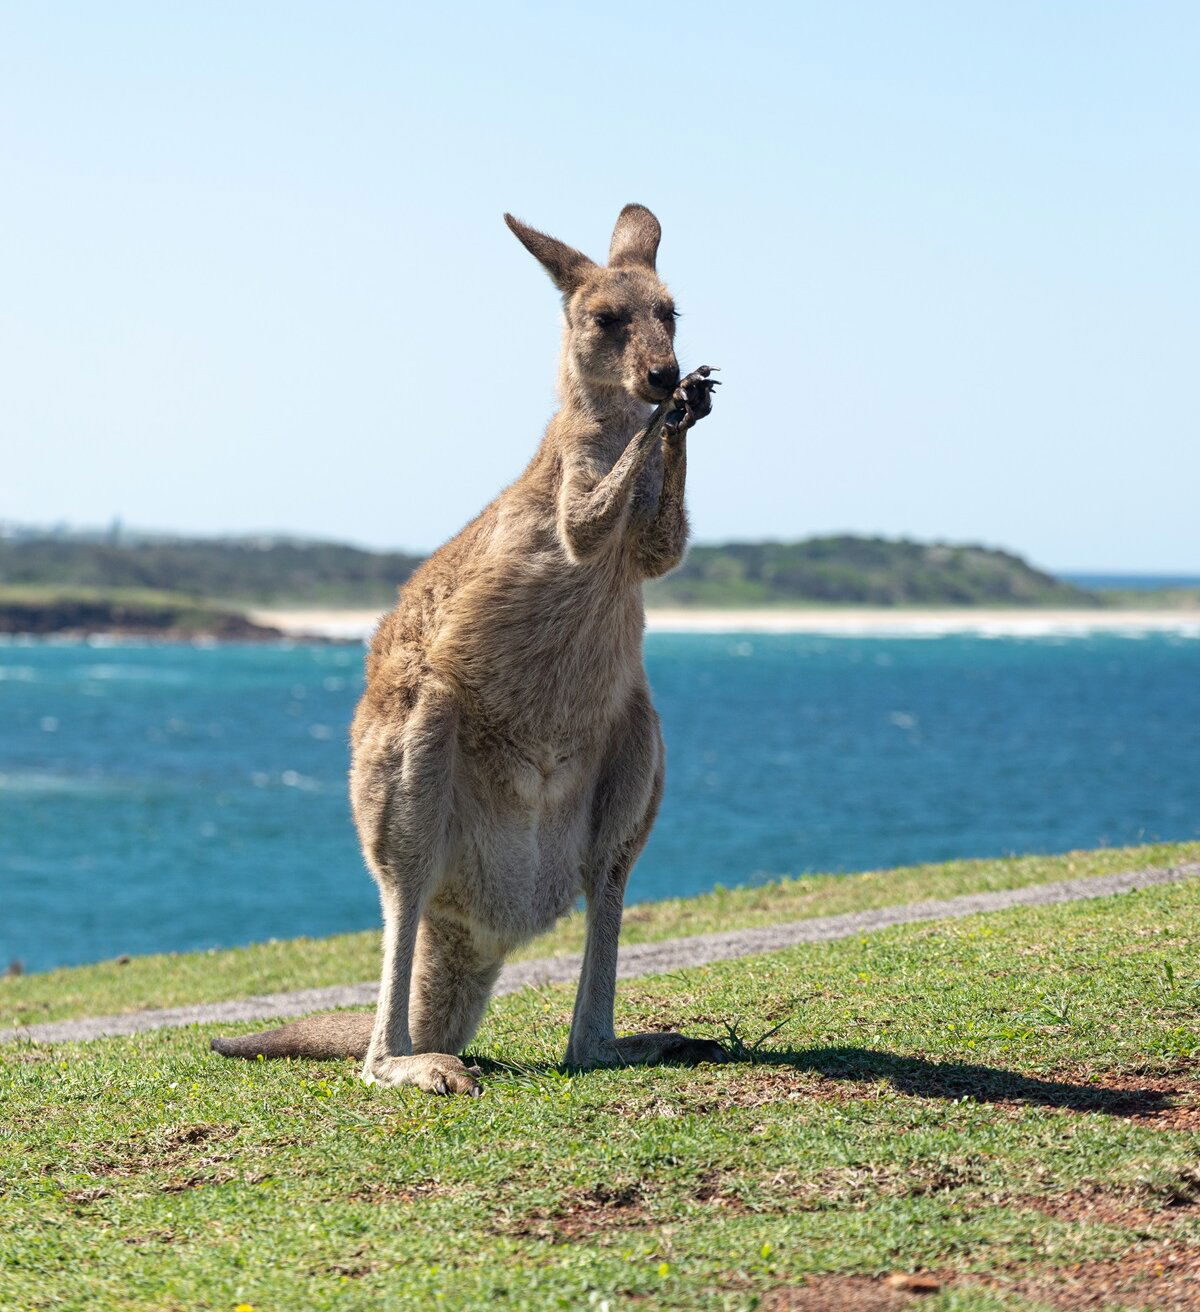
top-left (504, 204), bottom-right (680, 405)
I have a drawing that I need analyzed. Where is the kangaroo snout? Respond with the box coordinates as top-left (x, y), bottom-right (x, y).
top-left (647, 363), bottom-right (680, 397)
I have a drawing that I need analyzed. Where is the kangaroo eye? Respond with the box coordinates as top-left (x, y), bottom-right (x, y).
top-left (594, 312), bottom-right (621, 330)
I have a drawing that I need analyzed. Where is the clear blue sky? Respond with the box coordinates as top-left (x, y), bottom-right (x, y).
top-left (3, 3), bottom-right (1197, 570)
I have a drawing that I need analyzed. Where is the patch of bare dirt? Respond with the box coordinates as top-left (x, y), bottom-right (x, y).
top-left (606, 1067), bottom-right (871, 1117)
top-left (610, 1060), bottom-right (1200, 1126)
top-left (691, 1168), bottom-right (750, 1211)
top-left (689, 1159), bottom-right (993, 1217)
top-left (83, 1121), bottom-right (266, 1192)
top-left (688, 1160), bottom-right (1199, 1226)
top-left (763, 1275), bottom-right (941, 1309)
top-left (345, 1179), bottom-right (446, 1205)
top-left (769, 1247), bottom-right (1200, 1312)
top-left (1046, 1072), bottom-right (1200, 1129)
top-left (1152, 1167), bottom-right (1200, 1208)
top-left (1060, 1071), bottom-right (1192, 1123)
top-left (1017, 1170), bottom-right (1200, 1233)
top-left (982, 1242), bottom-right (1200, 1310)
top-left (159, 1167), bottom-right (268, 1193)
top-left (315, 1246), bottom-right (384, 1279)
top-left (495, 1182), bottom-right (652, 1241)
top-left (120, 1228), bottom-right (178, 1247)
top-left (498, 1157), bottom-right (1004, 1243)
top-left (2, 1044), bottom-right (55, 1064)
top-left (88, 1122), bottom-right (240, 1173)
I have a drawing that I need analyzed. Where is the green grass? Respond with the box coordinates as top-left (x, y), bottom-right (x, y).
top-left (3, 858), bottom-right (1200, 1310)
top-left (4, 841), bottom-right (1198, 1030)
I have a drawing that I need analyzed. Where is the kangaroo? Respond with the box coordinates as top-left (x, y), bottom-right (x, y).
top-left (212, 204), bottom-right (722, 1095)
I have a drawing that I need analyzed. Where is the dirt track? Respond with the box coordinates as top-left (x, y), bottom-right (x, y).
top-left (3, 861), bottom-right (1196, 1048)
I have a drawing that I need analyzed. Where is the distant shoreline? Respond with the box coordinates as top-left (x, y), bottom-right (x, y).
top-left (251, 606), bottom-right (1200, 641)
top-left (4, 599), bottom-right (1197, 646)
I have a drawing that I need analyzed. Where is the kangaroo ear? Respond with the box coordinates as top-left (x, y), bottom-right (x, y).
top-left (608, 203), bottom-right (661, 271)
top-left (504, 213), bottom-right (595, 294)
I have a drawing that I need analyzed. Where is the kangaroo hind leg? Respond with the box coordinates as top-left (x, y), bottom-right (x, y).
top-left (565, 695), bottom-right (726, 1072)
top-left (357, 692), bottom-right (481, 1096)
top-left (409, 908), bottom-right (503, 1058)
top-left (207, 912), bottom-right (500, 1072)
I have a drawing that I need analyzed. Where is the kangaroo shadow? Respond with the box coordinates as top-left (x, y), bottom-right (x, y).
top-left (755, 1045), bottom-right (1175, 1119)
top-left (468, 1046), bottom-right (1175, 1118)
top-left (463, 1044), bottom-right (1179, 1120)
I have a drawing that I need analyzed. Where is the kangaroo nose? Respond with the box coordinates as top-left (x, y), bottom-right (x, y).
top-left (647, 365), bottom-right (679, 393)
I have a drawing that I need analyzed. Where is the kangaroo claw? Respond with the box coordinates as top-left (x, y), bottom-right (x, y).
top-left (663, 364), bottom-right (720, 437)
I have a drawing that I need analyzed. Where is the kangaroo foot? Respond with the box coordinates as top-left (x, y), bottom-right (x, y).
top-left (663, 365), bottom-right (719, 437)
top-left (570, 1031), bottom-right (728, 1070)
top-left (362, 1053), bottom-right (483, 1096)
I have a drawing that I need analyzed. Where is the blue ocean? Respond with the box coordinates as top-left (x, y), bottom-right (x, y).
top-left (2, 632), bottom-right (1198, 973)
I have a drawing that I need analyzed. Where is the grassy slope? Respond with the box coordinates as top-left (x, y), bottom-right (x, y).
top-left (5, 841), bottom-right (1199, 1028)
top-left (2, 874), bottom-right (1199, 1311)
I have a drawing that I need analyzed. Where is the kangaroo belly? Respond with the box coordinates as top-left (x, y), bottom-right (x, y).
top-left (440, 748), bottom-right (594, 949)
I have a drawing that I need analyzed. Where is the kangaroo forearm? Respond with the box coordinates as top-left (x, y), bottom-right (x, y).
top-left (638, 507), bottom-right (689, 578)
top-left (637, 435), bottom-right (689, 578)
top-left (558, 411), bottom-right (667, 561)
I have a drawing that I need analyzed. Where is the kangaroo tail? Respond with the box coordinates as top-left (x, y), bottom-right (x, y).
top-left (210, 1011), bottom-right (374, 1061)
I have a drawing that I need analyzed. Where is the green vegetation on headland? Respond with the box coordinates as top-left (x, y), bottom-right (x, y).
top-left (646, 536), bottom-right (1098, 607)
top-left (2, 529), bottom-right (1194, 634)
top-left (3, 842), bottom-right (1199, 1310)
top-left (0, 532), bottom-right (421, 607)
top-left (1091, 584), bottom-right (1200, 610)
top-left (0, 586), bottom-right (281, 640)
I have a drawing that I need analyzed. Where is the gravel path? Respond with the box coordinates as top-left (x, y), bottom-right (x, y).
top-left (4, 861), bottom-right (1197, 1048)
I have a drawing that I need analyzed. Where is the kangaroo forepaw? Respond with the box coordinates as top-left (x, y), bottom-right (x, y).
top-left (663, 366), bottom-right (720, 437)
top-left (362, 1053), bottom-right (483, 1096)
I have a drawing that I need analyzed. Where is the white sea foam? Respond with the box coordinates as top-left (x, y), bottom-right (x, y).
top-left (279, 770), bottom-right (320, 791)
top-left (643, 610), bottom-right (1200, 639)
top-left (0, 770), bottom-right (111, 795)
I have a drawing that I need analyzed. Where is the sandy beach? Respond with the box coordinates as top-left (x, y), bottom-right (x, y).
top-left (253, 606), bottom-right (1200, 642)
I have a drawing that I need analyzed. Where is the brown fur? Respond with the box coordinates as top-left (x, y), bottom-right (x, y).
top-left (212, 204), bottom-right (724, 1094)
top-left (211, 1013), bottom-right (373, 1061)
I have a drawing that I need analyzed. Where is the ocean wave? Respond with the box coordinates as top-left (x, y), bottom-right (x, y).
top-left (0, 770), bottom-right (116, 796)
top-left (76, 664), bottom-right (192, 684)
